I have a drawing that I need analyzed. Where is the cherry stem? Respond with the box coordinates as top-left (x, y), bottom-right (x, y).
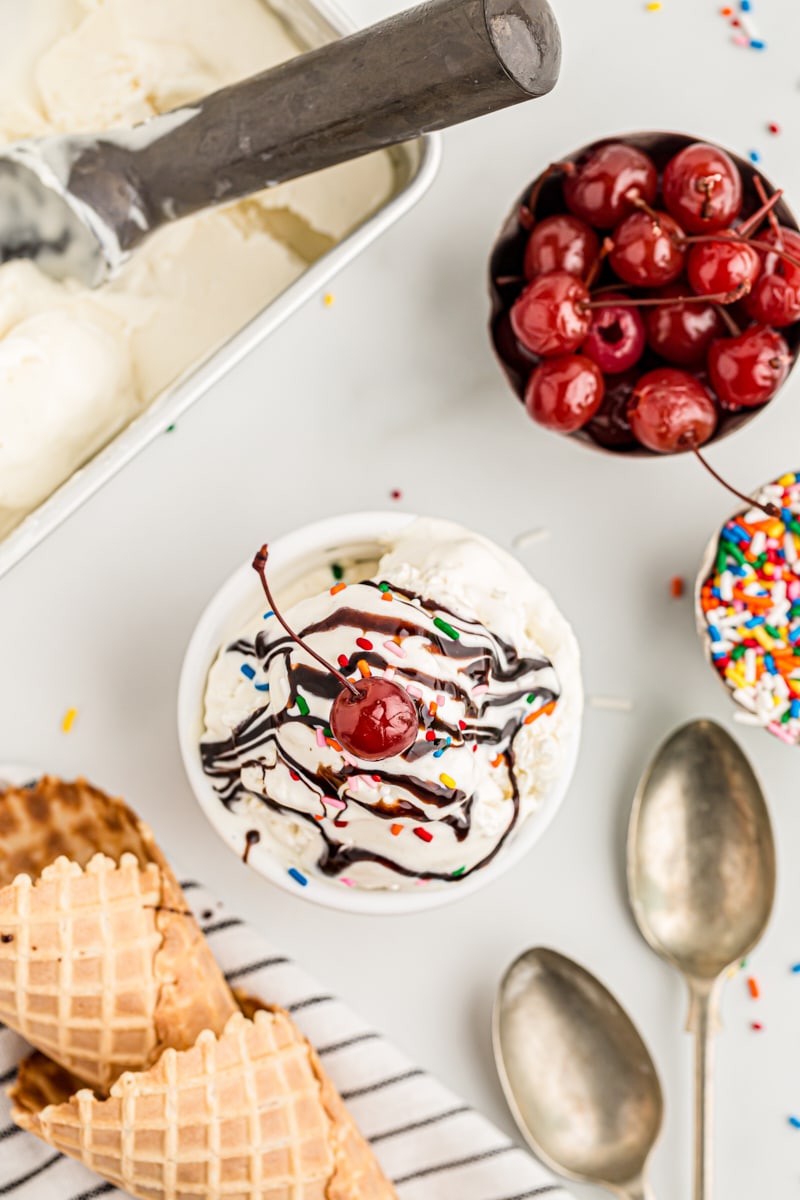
top-left (585, 281), bottom-right (750, 310)
top-left (698, 175), bottom-right (722, 222)
top-left (713, 303), bottom-right (742, 337)
top-left (583, 237), bottom-right (614, 290)
top-left (692, 450), bottom-right (780, 520)
top-left (627, 192), bottom-right (663, 224)
top-left (736, 188), bottom-right (783, 239)
top-left (520, 161), bottom-right (574, 229)
top-left (754, 176), bottom-right (783, 248)
top-left (252, 546), bottom-right (359, 698)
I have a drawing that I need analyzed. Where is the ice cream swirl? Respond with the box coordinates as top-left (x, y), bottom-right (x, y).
top-left (201, 576), bottom-right (562, 888)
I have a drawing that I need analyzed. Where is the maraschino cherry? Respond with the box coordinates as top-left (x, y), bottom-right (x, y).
top-left (686, 239), bottom-right (761, 297)
top-left (523, 214), bottom-right (600, 280)
top-left (563, 142), bottom-right (658, 228)
top-left (525, 355), bottom-right (605, 431)
top-left (609, 209), bottom-right (686, 287)
top-left (745, 226), bottom-right (800, 326)
top-left (510, 270), bottom-right (592, 356)
top-left (644, 286), bottom-right (724, 364)
top-left (662, 143), bottom-right (743, 233)
top-left (627, 368), bottom-right (718, 452)
top-left (707, 326), bottom-right (791, 408)
top-left (582, 295), bottom-right (646, 373)
top-left (252, 547), bottom-right (419, 762)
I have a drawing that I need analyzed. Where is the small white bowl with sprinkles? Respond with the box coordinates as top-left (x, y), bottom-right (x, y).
top-left (697, 471), bottom-right (800, 744)
top-left (178, 511), bottom-right (583, 914)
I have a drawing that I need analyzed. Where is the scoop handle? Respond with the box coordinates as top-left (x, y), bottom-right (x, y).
top-left (69, 0), bottom-right (561, 251)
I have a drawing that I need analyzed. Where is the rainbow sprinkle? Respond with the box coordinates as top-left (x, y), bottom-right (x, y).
top-left (288, 868), bottom-right (308, 887)
top-left (700, 474), bottom-right (800, 744)
top-left (61, 707), bottom-right (78, 734)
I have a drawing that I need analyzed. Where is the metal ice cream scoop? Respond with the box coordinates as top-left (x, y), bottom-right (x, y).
top-left (494, 947), bottom-right (663, 1199)
top-left (0, 0), bottom-right (561, 287)
top-left (627, 719), bottom-right (776, 1200)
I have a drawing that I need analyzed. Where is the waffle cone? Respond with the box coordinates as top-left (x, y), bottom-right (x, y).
top-left (0, 778), bottom-right (237, 1092)
top-left (12, 1003), bottom-right (396, 1200)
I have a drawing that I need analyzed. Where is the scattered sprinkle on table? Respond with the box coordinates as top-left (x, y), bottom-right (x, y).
top-left (323, 292), bottom-right (335, 308)
top-left (61, 707), bottom-right (78, 733)
top-left (390, 488), bottom-right (403, 501)
top-left (789, 1116), bottom-right (800, 1130)
top-left (752, 1021), bottom-right (763, 1031)
top-left (645, 2), bottom-right (661, 10)
top-left (749, 149), bottom-right (761, 164)
top-left (671, 576), bottom-right (686, 598)
top-left (699, 475), bottom-right (800, 745)
top-left (791, 963), bottom-right (800, 973)
top-left (747, 976), bottom-right (760, 999)
top-left (768, 122), bottom-right (780, 134)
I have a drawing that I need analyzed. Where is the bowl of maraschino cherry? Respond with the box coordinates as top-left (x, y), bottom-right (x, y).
top-left (490, 133), bottom-right (800, 459)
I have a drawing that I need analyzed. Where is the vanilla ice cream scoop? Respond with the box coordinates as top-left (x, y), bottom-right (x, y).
top-left (201, 518), bottom-right (581, 891)
top-left (0, 273), bottom-right (139, 528)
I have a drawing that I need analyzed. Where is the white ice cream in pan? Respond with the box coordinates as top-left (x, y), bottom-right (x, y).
top-left (200, 518), bottom-right (583, 891)
top-left (0, 0), bottom-right (395, 538)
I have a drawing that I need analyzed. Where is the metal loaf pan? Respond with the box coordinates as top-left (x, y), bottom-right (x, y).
top-left (0, 0), bottom-right (441, 580)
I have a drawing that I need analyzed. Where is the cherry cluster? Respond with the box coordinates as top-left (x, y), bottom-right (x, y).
top-left (491, 137), bottom-right (800, 454)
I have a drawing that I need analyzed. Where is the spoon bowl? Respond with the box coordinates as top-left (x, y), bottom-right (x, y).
top-left (628, 718), bottom-right (776, 982)
top-left (627, 718), bottom-right (776, 1199)
top-left (494, 947), bottom-right (663, 1198)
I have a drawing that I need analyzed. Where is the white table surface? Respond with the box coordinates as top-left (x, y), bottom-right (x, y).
top-left (3, 0), bottom-right (800, 1195)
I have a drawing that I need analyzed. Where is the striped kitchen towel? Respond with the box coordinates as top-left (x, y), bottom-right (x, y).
top-left (0, 878), bottom-right (569, 1200)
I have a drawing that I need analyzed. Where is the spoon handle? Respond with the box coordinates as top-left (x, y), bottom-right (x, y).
top-left (688, 982), bottom-right (721, 1200)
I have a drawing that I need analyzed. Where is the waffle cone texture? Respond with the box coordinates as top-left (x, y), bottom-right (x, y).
top-left (0, 778), bottom-right (238, 1090)
top-left (12, 1002), bottom-right (395, 1200)
top-left (2, 778), bottom-right (396, 1198)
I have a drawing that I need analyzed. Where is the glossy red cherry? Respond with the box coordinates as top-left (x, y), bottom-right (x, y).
top-left (686, 238), bottom-right (761, 297)
top-left (563, 142), bottom-right (658, 229)
top-left (330, 677), bottom-right (419, 762)
top-left (707, 326), bottom-right (791, 409)
top-left (628, 368), bottom-right (718, 452)
top-left (252, 546), bottom-right (419, 763)
top-left (582, 294), bottom-right (646, 373)
top-left (609, 210), bottom-right (686, 287)
top-left (585, 369), bottom-right (641, 450)
top-left (662, 143), bottom-right (742, 234)
top-left (523, 214), bottom-right (600, 280)
top-left (524, 355), bottom-right (605, 432)
top-left (644, 286), bottom-right (725, 365)
top-left (510, 271), bottom-right (592, 357)
top-left (744, 226), bottom-right (800, 327)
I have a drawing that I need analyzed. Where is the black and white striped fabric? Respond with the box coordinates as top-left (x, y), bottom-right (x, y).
top-left (0, 879), bottom-right (570, 1200)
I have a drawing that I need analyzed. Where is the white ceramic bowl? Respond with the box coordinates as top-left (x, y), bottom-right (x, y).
top-left (178, 512), bottom-right (582, 915)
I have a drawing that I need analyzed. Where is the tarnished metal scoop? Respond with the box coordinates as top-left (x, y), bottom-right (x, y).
top-left (627, 719), bottom-right (776, 1200)
top-left (0, 0), bottom-right (560, 286)
top-left (494, 948), bottom-right (663, 1199)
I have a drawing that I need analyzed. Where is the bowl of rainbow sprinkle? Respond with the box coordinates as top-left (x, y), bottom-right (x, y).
top-left (697, 471), bottom-right (800, 744)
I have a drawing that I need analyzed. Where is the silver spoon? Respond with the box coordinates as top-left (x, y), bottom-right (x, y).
top-left (0, 0), bottom-right (560, 287)
top-left (627, 718), bottom-right (776, 1200)
top-left (494, 947), bottom-right (663, 1199)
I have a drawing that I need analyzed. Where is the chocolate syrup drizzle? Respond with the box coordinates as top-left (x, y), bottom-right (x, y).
top-left (202, 580), bottom-right (560, 885)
